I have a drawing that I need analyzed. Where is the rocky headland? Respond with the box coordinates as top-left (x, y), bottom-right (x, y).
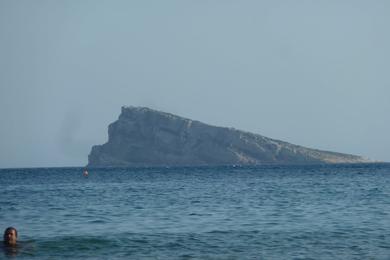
top-left (87, 106), bottom-right (370, 167)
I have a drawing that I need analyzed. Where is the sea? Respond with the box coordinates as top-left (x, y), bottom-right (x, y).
top-left (0, 164), bottom-right (390, 259)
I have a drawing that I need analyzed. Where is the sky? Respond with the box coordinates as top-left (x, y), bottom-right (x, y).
top-left (0, 0), bottom-right (389, 168)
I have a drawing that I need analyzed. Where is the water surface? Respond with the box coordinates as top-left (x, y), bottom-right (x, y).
top-left (1, 164), bottom-right (390, 259)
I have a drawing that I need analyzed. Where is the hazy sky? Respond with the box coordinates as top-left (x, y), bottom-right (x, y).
top-left (1, 0), bottom-right (389, 168)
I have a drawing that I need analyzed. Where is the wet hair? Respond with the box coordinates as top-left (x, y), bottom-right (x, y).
top-left (3, 227), bottom-right (17, 240)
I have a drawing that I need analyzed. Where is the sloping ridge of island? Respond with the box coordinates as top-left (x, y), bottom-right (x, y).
top-left (87, 106), bottom-right (370, 167)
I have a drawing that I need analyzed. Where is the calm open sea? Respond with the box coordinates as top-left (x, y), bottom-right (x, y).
top-left (1, 164), bottom-right (390, 259)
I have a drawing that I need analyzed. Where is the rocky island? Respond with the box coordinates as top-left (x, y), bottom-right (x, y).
top-left (87, 106), bottom-right (370, 167)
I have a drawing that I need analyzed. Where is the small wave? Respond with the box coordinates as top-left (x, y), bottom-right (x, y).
top-left (205, 230), bottom-right (260, 235)
top-left (36, 235), bottom-right (118, 251)
top-left (87, 219), bottom-right (108, 224)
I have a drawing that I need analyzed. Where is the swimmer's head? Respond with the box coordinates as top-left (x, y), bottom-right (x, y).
top-left (3, 227), bottom-right (17, 246)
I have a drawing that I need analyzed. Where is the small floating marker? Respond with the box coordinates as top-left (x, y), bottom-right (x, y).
top-left (83, 170), bottom-right (89, 177)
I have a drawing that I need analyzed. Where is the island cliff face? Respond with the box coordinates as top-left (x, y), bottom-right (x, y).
top-left (88, 106), bottom-right (370, 167)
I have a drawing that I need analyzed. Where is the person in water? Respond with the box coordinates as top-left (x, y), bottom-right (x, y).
top-left (3, 227), bottom-right (17, 246)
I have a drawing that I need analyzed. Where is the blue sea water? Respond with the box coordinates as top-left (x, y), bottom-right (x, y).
top-left (1, 164), bottom-right (390, 259)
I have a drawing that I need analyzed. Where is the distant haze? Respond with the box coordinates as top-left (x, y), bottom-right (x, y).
top-left (0, 1), bottom-right (389, 168)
